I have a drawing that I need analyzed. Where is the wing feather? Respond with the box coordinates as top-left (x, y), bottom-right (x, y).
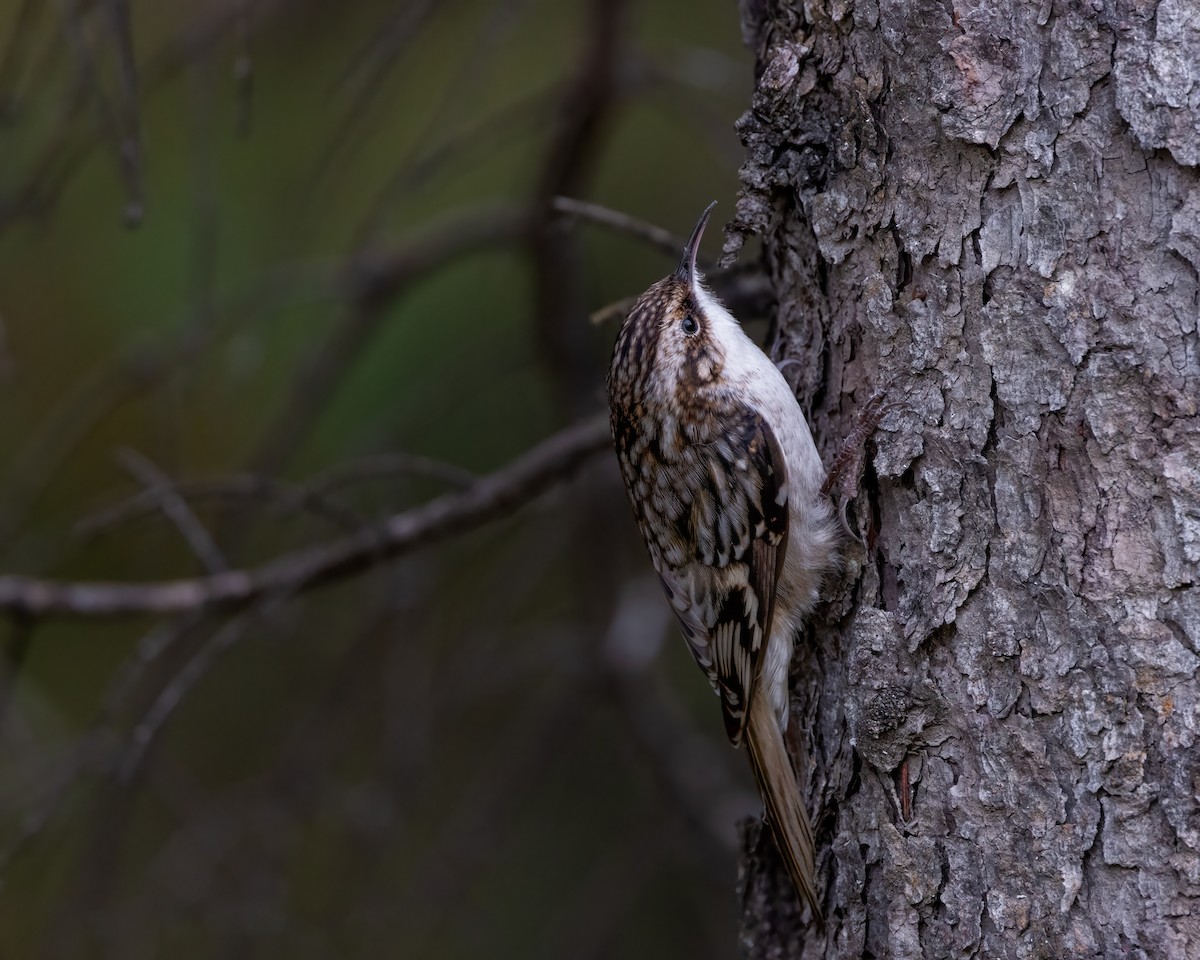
top-left (627, 405), bottom-right (789, 745)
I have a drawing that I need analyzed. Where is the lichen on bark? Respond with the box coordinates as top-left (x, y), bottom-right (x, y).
top-left (729, 2), bottom-right (1200, 957)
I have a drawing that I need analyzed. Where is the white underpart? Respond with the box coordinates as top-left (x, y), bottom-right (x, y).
top-left (694, 283), bottom-right (838, 730)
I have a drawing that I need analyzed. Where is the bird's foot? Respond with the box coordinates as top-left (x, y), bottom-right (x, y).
top-left (821, 391), bottom-right (903, 544)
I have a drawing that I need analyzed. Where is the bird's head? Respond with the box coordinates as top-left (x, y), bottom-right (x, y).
top-left (608, 202), bottom-right (735, 412)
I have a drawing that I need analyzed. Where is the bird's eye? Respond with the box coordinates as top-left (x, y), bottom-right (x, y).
top-left (681, 315), bottom-right (699, 335)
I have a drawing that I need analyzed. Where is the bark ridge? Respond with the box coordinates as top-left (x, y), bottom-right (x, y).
top-left (731, 2), bottom-right (1200, 957)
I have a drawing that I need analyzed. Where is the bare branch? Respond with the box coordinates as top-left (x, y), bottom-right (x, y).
top-left (0, 0), bottom-right (302, 228)
top-left (530, 0), bottom-right (626, 419)
top-left (600, 577), bottom-right (754, 853)
top-left (0, 256), bottom-right (340, 551)
top-left (76, 448), bottom-right (476, 543)
top-left (325, 0), bottom-right (437, 154)
top-left (75, 474), bottom-right (363, 540)
top-left (102, 613), bottom-right (207, 719)
top-left (312, 452), bottom-right (476, 493)
top-left (334, 0), bottom-right (538, 247)
top-left (115, 448), bottom-right (228, 574)
top-left (0, 613), bottom-right (34, 720)
top-left (233, 0), bottom-right (253, 136)
top-left (551, 196), bottom-right (690, 260)
top-left (0, 310), bottom-right (12, 382)
top-left (0, 613), bottom-right (205, 877)
top-left (0, 0), bottom-right (44, 117)
top-left (118, 601), bottom-right (281, 781)
top-left (0, 414), bottom-right (611, 619)
top-left (58, 0), bottom-right (144, 224)
top-left (248, 206), bottom-right (531, 477)
top-left (103, 0), bottom-right (143, 225)
top-left (589, 295), bottom-right (637, 326)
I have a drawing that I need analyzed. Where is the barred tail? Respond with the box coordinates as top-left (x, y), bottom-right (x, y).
top-left (744, 693), bottom-right (822, 922)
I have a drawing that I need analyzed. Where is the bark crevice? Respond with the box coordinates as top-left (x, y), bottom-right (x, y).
top-left (734, 1), bottom-right (1200, 956)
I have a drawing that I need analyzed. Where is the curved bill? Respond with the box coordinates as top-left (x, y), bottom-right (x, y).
top-left (674, 200), bottom-right (717, 284)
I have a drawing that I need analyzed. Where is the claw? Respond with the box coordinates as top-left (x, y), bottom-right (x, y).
top-left (822, 388), bottom-right (906, 543)
top-left (836, 493), bottom-right (865, 546)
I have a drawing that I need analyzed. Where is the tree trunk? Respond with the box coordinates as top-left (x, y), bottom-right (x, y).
top-left (728, 2), bottom-right (1200, 957)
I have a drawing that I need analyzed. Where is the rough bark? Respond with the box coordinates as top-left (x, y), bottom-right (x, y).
top-left (728, 2), bottom-right (1200, 957)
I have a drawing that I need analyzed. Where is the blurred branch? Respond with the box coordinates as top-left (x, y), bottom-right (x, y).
top-left (539, 818), bottom-right (669, 960)
top-left (0, 311), bottom-right (12, 382)
top-left (0, 414), bottom-right (611, 619)
top-left (0, 0), bottom-right (44, 116)
top-left (0, 614), bottom-right (34, 720)
top-left (530, 0), bottom-right (626, 419)
top-left (115, 448), bottom-right (228, 574)
top-left (0, 614), bottom-right (205, 877)
top-left (599, 577), bottom-right (753, 853)
top-left (589, 295), bottom-right (637, 326)
top-left (0, 0), bottom-right (299, 226)
top-left (408, 682), bottom-right (580, 952)
top-left (0, 257), bottom-right (341, 551)
top-left (331, 0), bottom-right (534, 243)
top-left (319, 0), bottom-right (438, 179)
top-left (117, 601), bottom-right (281, 781)
top-left (249, 206), bottom-right (531, 476)
top-left (76, 449), bottom-right (478, 543)
top-left (101, 613), bottom-right (207, 719)
top-left (551, 196), bottom-right (689, 260)
top-left (313, 452), bottom-right (476, 492)
top-left (233, 0), bottom-right (253, 135)
top-left (103, 0), bottom-right (143, 224)
top-left (75, 474), bottom-right (363, 540)
top-left (57, 0), bottom-right (143, 224)
top-left (349, 84), bottom-right (559, 245)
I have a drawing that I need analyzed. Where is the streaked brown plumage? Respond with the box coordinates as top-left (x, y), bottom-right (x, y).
top-left (607, 202), bottom-right (839, 921)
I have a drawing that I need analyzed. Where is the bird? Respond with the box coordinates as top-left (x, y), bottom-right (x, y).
top-left (606, 201), bottom-right (839, 920)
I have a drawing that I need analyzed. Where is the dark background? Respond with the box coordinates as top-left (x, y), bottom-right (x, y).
top-left (0, 2), bottom-right (765, 956)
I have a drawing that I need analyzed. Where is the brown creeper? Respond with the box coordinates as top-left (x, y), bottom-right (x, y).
top-left (607, 202), bottom-right (838, 919)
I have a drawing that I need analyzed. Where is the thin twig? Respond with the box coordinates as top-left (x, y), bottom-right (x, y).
top-left (599, 577), bottom-right (753, 853)
top-left (0, 0), bottom-right (44, 116)
top-left (0, 414), bottom-right (611, 619)
top-left (233, 0), bottom-right (253, 136)
top-left (57, 0), bottom-right (143, 224)
top-left (0, 311), bottom-right (12, 381)
top-left (0, 0), bottom-right (299, 229)
top-left (0, 614), bottom-right (34, 721)
top-left (117, 600), bottom-right (282, 781)
top-left (0, 256), bottom-right (340, 552)
top-left (248, 206), bottom-right (531, 477)
top-left (337, 0), bottom-right (536, 247)
top-left (407, 682), bottom-right (580, 953)
top-left (346, 84), bottom-right (558, 247)
top-left (0, 612), bottom-right (205, 878)
top-left (75, 449), bottom-right (476, 543)
top-left (319, 0), bottom-right (438, 179)
top-left (589, 295), bottom-right (637, 326)
top-left (103, 0), bottom-right (143, 224)
top-left (552, 196), bottom-right (690, 260)
top-left (311, 452), bottom-right (476, 493)
top-left (75, 474), bottom-right (363, 540)
top-left (115, 448), bottom-right (228, 574)
top-left (101, 612), bottom-right (207, 719)
top-left (530, 0), bottom-right (627, 419)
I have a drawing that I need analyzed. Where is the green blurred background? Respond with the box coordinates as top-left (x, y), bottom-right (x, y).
top-left (0, 1), bottom-right (762, 956)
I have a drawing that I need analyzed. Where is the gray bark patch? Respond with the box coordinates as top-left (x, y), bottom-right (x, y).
top-left (733, 0), bottom-right (1200, 956)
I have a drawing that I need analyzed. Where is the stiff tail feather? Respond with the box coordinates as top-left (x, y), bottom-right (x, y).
top-left (744, 693), bottom-right (822, 922)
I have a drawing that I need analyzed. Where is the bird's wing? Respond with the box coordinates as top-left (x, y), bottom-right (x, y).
top-left (643, 406), bottom-right (789, 746)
